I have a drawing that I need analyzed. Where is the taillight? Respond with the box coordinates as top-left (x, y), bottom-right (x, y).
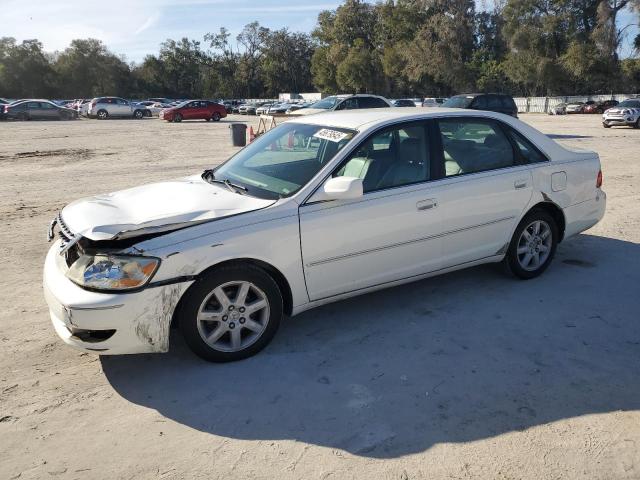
top-left (596, 169), bottom-right (603, 188)
top-left (91, 101), bottom-right (96, 107)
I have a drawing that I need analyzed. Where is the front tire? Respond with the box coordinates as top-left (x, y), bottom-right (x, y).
top-left (173, 113), bottom-right (182, 123)
top-left (603, 122), bottom-right (611, 128)
top-left (212, 112), bottom-right (221, 121)
top-left (179, 265), bottom-right (283, 362)
top-left (134, 109), bottom-right (144, 119)
top-left (504, 210), bottom-right (558, 279)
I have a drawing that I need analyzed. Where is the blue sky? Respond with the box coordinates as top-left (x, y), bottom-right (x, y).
top-left (2, 0), bottom-right (638, 62)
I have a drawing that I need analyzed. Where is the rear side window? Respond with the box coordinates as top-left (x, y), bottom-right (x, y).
top-left (471, 96), bottom-right (488, 109)
top-left (501, 96), bottom-right (516, 109)
top-left (28, 102), bottom-right (40, 109)
top-left (437, 119), bottom-right (515, 176)
top-left (507, 128), bottom-right (547, 164)
top-left (486, 95), bottom-right (502, 110)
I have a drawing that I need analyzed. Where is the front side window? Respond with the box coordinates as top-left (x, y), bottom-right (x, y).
top-left (212, 123), bottom-right (356, 199)
top-left (437, 119), bottom-right (515, 176)
top-left (333, 122), bottom-right (430, 192)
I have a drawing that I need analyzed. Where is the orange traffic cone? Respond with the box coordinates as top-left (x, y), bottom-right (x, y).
top-left (248, 126), bottom-right (256, 143)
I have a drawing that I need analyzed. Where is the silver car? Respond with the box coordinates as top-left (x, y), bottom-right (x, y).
top-left (87, 97), bottom-right (148, 120)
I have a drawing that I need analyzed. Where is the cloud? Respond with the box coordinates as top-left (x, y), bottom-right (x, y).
top-left (135, 12), bottom-right (161, 36)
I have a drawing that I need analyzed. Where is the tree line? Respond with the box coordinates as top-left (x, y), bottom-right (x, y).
top-left (1, 0), bottom-right (639, 100)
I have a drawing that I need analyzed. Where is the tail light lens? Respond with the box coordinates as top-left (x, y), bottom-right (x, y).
top-left (596, 170), bottom-right (603, 188)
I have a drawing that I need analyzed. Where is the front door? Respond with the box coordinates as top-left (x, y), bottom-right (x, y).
top-left (299, 121), bottom-right (443, 301)
top-left (433, 117), bottom-right (533, 267)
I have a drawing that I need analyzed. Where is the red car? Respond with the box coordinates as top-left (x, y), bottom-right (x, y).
top-left (160, 100), bottom-right (227, 123)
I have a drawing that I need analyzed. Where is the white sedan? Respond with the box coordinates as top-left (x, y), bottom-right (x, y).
top-left (44, 109), bottom-right (606, 361)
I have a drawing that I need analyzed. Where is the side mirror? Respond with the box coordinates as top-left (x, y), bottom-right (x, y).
top-left (308, 176), bottom-right (363, 203)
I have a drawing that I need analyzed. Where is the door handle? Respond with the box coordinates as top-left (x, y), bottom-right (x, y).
top-left (514, 179), bottom-right (528, 189)
top-left (417, 199), bottom-right (437, 211)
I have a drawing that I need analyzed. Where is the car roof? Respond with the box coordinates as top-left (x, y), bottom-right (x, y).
top-left (287, 107), bottom-right (508, 130)
top-left (287, 107), bottom-right (585, 162)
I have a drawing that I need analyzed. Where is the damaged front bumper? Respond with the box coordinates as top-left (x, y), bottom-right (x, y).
top-left (43, 241), bottom-right (193, 354)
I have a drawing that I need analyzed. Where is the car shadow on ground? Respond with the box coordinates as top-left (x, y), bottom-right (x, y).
top-left (102, 233), bottom-right (640, 458)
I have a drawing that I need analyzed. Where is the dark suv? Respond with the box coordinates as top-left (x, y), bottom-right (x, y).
top-left (442, 94), bottom-right (518, 118)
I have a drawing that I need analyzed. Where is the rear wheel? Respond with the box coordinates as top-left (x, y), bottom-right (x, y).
top-left (179, 265), bottom-right (283, 362)
top-left (173, 113), bottom-right (182, 123)
top-left (97, 109), bottom-right (108, 120)
top-left (504, 210), bottom-right (558, 279)
top-left (17, 112), bottom-right (28, 121)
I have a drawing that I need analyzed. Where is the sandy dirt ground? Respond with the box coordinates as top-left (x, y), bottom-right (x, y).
top-left (1, 113), bottom-right (639, 480)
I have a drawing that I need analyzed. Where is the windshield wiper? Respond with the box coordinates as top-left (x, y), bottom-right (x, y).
top-left (202, 169), bottom-right (248, 194)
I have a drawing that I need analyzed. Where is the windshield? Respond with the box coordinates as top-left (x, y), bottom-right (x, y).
top-left (212, 123), bottom-right (356, 200)
top-left (442, 96), bottom-right (474, 109)
top-left (309, 96), bottom-right (340, 110)
top-left (618, 100), bottom-right (640, 108)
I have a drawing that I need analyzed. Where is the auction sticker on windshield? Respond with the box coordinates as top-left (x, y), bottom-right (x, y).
top-left (313, 128), bottom-right (351, 143)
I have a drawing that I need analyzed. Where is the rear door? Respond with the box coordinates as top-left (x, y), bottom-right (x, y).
top-left (433, 117), bottom-right (533, 267)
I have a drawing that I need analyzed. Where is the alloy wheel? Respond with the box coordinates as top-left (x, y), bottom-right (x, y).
top-left (196, 281), bottom-right (270, 352)
top-left (516, 220), bottom-right (552, 271)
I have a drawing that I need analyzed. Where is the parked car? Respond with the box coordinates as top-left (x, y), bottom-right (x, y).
top-left (4, 99), bottom-right (78, 120)
top-left (548, 103), bottom-right (567, 115)
top-left (287, 94), bottom-right (391, 116)
top-left (148, 97), bottom-right (173, 104)
top-left (145, 102), bottom-right (171, 117)
top-left (267, 103), bottom-right (295, 114)
top-left (87, 97), bottom-right (148, 120)
top-left (0, 98), bottom-right (9, 119)
top-left (422, 97), bottom-right (448, 107)
top-left (255, 103), bottom-right (275, 115)
top-left (601, 99), bottom-right (640, 128)
top-left (223, 100), bottom-right (243, 114)
top-left (44, 108), bottom-right (605, 362)
top-left (442, 94), bottom-right (518, 117)
top-left (159, 100), bottom-right (227, 123)
top-left (238, 103), bottom-right (261, 115)
top-left (565, 102), bottom-right (586, 114)
top-left (391, 99), bottom-right (417, 107)
top-left (584, 100), bottom-right (619, 114)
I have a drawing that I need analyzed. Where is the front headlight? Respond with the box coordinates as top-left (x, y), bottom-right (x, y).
top-left (66, 254), bottom-right (160, 291)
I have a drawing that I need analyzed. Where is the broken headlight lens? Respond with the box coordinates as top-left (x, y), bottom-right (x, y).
top-left (66, 254), bottom-right (160, 291)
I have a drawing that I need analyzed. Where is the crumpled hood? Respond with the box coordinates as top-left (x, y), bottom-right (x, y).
top-left (61, 175), bottom-right (275, 241)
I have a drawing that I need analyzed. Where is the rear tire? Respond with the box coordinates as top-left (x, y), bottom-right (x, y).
top-left (179, 265), bottom-right (283, 362)
top-left (97, 109), bottom-right (108, 120)
top-left (504, 210), bottom-right (558, 280)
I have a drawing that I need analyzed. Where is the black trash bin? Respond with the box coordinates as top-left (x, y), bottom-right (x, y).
top-left (230, 123), bottom-right (247, 147)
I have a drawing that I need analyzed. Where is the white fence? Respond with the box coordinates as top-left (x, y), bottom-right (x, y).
top-left (514, 94), bottom-right (639, 113)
